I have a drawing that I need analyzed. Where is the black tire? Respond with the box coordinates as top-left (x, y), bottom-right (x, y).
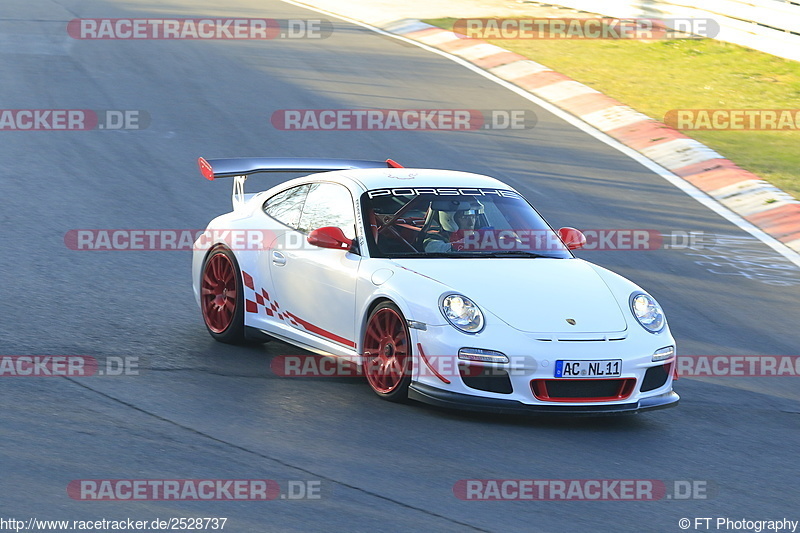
top-left (200, 247), bottom-right (246, 344)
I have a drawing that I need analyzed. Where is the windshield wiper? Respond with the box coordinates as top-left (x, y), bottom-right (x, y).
top-left (388, 251), bottom-right (564, 259)
top-left (389, 251), bottom-right (487, 258)
top-left (474, 250), bottom-right (564, 258)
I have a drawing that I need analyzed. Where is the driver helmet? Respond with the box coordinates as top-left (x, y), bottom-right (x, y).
top-left (431, 199), bottom-right (484, 232)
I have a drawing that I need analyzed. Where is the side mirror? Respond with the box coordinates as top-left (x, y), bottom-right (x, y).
top-left (558, 227), bottom-right (586, 250)
top-left (307, 227), bottom-right (353, 250)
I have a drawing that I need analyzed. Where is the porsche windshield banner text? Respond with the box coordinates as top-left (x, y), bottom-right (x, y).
top-left (366, 187), bottom-right (523, 199)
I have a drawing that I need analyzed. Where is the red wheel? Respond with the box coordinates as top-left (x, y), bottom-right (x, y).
top-left (363, 302), bottom-right (412, 401)
top-left (201, 247), bottom-right (245, 344)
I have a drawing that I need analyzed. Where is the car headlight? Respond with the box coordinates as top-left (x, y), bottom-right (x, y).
top-left (630, 292), bottom-right (665, 333)
top-left (440, 294), bottom-right (484, 334)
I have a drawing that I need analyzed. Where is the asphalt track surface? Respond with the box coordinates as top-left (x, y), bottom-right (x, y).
top-left (1, 1), bottom-right (799, 532)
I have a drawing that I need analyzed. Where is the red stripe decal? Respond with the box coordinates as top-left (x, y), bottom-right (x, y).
top-left (418, 344), bottom-right (451, 384)
top-left (284, 312), bottom-right (356, 349)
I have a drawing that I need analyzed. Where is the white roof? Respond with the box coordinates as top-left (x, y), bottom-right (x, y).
top-left (318, 168), bottom-right (513, 192)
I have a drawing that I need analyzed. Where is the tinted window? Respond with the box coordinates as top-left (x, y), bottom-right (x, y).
top-left (298, 183), bottom-right (356, 239)
top-left (263, 184), bottom-right (310, 229)
top-left (361, 188), bottom-right (571, 259)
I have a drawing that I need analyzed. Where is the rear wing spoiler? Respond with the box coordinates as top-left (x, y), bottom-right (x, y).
top-left (198, 157), bottom-right (403, 180)
top-left (198, 156), bottom-right (403, 208)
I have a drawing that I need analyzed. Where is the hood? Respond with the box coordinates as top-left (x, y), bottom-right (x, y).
top-left (392, 258), bottom-right (628, 334)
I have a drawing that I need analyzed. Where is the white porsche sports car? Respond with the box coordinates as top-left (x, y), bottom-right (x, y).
top-left (192, 157), bottom-right (679, 415)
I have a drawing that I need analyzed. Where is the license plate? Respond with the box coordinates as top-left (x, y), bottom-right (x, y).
top-left (554, 359), bottom-right (622, 378)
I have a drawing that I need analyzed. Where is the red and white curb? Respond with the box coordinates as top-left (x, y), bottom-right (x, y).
top-left (384, 19), bottom-right (800, 254)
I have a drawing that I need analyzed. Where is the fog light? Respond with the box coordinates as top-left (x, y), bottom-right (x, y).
top-left (458, 348), bottom-right (509, 364)
top-left (652, 346), bottom-right (675, 362)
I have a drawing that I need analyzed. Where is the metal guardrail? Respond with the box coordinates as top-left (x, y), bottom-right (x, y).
top-left (539, 0), bottom-right (800, 61)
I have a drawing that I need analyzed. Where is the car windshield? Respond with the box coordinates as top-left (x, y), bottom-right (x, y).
top-left (361, 187), bottom-right (572, 259)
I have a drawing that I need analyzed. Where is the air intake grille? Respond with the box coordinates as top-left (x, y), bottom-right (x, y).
top-left (531, 378), bottom-right (636, 402)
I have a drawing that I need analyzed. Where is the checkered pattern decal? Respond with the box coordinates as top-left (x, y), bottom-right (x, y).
top-left (242, 270), bottom-right (298, 326)
top-left (241, 270), bottom-right (355, 348)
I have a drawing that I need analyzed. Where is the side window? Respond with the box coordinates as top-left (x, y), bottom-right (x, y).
top-left (263, 184), bottom-right (310, 229)
top-left (298, 183), bottom-right (356, 239)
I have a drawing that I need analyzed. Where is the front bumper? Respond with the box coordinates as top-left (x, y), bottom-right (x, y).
top-left (410, 318), bottom-right (679, 414)
top-left (408, 383), bottom-right (679, 416)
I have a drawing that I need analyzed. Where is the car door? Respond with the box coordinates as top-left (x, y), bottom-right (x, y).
top-left (268, 181), bottom-right (361, 351)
